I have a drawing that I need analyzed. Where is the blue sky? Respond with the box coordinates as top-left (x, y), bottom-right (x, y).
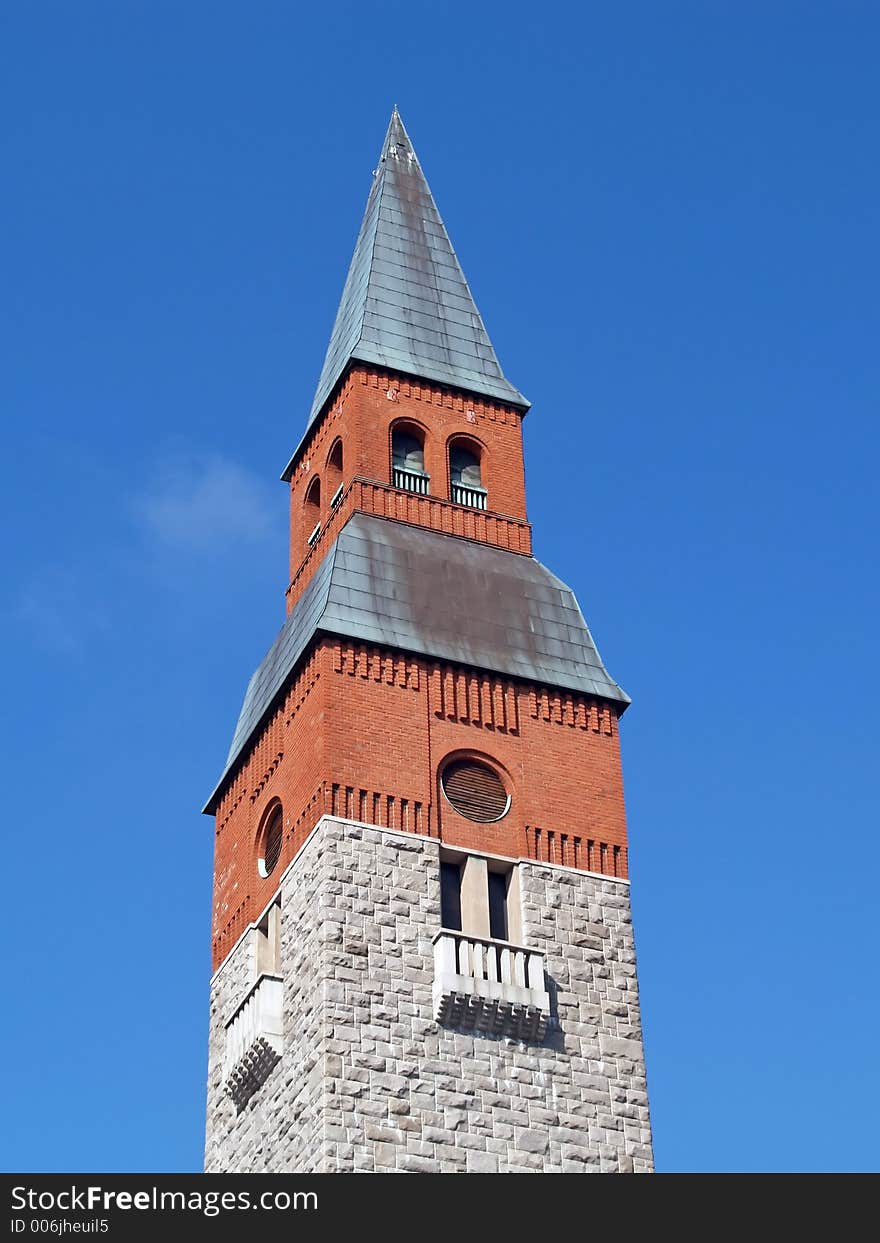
top-left (2, 2), bottom-right (878, 1173)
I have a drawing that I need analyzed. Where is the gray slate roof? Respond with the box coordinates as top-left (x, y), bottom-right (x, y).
top-left (282, 109), bottom-right (528, 480)
top-left (204, 514), bottom-right (628, 811)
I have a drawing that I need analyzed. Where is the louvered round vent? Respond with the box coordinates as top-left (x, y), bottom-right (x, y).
top-left (441, 759), bottom-right (509, 823)
top-left (259, 807), bottom-right (283, 878)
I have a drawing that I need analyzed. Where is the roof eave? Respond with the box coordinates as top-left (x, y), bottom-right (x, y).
top-left (202, 633), bottom-right (629, 817)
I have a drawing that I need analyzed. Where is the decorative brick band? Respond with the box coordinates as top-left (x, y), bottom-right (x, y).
top-left (334, 640), bottom-right (420, 690)
top-left (327, 781), bottom-right (429, 838)
top-left (354, 364), bottom-right (524, 426)
top-left (525, 825), bottom-right (628, 879)
top-left (431, 667), bottom-right (519, 734)
top-left (529, 689), bottom-right (615, 735)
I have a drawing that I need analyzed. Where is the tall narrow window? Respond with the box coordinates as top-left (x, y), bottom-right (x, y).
top-left (305, 476), bottom-right (321, 546)
top-left (392, 428), bottom-right (429, 494)
top-left (327, 438), bottom-right (343, 474)
top-left (327, 438), bottom-right (344, 508)
top-left (487, 871), bottom-right (508, 941)
top-left (449, 444), bottom-right (486, 509)
top-left (440, 861), bottom-right (462, 931)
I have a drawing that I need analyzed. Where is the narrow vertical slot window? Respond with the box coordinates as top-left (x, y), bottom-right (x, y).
top-left (488, 871), bottom-right (508, 941)
top-left (440, 861), bottom-right (462, 931)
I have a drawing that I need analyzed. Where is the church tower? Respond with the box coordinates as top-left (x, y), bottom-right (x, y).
top-left (203, 110), bottom-right (653, 1174)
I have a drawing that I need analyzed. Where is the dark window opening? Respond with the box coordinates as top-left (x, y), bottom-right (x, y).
top-left (328, 439), bottom-right (343, 473)
top-left (305, 476), bottom-right (321, 510)
top-left (449, 444), bottom-right (486, 509)
top-left (304, 477), bottom-right (322, 545)
top-left (440, 861), bottom-right (462, 931)
top-left (392, 429), bottom-right (429, 494)
top-left (488, 871), bottom-right (508, 941)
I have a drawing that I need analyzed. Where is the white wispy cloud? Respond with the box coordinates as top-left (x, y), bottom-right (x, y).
top-left (10, 455), bottom-right (281, 659)
top-left (134, 455), bottom-right (276, 553)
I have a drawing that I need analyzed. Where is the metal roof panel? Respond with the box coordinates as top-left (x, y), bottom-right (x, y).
top-left (282, 109), bottom-right (528, 479)
top-left (204, 515), bottom-right (628, 810)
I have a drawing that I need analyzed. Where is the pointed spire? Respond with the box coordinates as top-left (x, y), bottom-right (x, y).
top-left (285, 109), bottom-right (528, 475)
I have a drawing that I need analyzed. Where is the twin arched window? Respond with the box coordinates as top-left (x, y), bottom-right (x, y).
top-left (391, 427), bottom-right (486, 509)
top-left (302, 440), bottom-right (346, 551)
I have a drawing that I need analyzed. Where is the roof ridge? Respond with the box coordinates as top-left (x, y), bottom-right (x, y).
top-left (349, 134), bottom-right (390, 363)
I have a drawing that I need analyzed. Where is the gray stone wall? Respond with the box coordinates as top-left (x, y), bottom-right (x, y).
top-left (204, 816), bottom-right (653, 1173)
top-left (204, 822), bottom-right (328, 1172)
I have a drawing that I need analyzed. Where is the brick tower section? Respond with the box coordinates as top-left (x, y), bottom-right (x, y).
top-left (203, 110), bottom-right (653, 1173)
top-left (285, 365), bottom-right (532, 613)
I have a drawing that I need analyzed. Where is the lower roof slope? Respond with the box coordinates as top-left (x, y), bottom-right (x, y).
top-left (204, 513), bottom-right (629, 811)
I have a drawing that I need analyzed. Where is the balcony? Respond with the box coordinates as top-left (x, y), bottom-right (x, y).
top-left (432, 930), bottom-right (550, 1041)
top-left (393, 466), bottom-right (430, 495)
top-left (224, 972), bottom-right (283, 1109)
top-left (451, 482), bottom-right (487, 510)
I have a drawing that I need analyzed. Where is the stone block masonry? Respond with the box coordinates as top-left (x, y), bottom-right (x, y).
top-left (204, 816), bottom-right (653, 1173)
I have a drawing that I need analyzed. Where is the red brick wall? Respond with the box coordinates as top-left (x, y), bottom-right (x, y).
top-left (285, 365), bottom-right (530, 610)
top-left (210, 646), bottom-right (326, 968)
top-left (210, 638), bottom-right (628, 969)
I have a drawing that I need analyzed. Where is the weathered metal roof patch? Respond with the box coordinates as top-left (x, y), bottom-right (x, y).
top-left (204, 514), bottom-right (628, 812)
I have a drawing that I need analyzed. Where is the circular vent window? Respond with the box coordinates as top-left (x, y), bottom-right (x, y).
top-left (258, 807), bottom-right (283, 878)
top-left (441, 759), bottom-right (509, 823)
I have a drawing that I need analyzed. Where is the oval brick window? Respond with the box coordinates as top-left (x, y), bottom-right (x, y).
top-left (441, 759), bottom-right (509, 823)
top-left (258, 806), bottom-right (283, 878)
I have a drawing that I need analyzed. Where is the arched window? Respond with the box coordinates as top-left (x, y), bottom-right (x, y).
top-left (391, 427), bottom-right (429, 495)
top-left (449, 443), bottom-right (486, 509)
top-left (326, 439), bottom-right (344, 508)
top-left (305, 476), bottom-right (321, 546)
top-left (327, 438), bottom-right (343, 473)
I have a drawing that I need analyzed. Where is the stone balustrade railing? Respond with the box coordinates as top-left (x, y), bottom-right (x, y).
top-left (451, 481), bottom-right (487, 510)
top-left (432, 930), bottom-right (550, 1042)
top-left (224, 972), bottom-right (284, 1109)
